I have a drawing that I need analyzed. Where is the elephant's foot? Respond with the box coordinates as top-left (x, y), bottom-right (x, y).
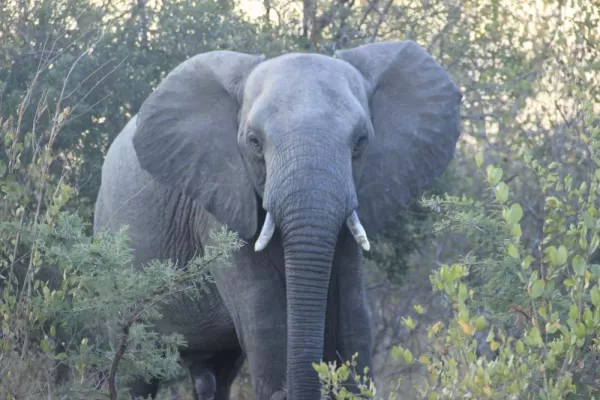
top-left (128, 376), bottom-right (159, 399)
top-left (191, 367), bottom-right (217, 400)
top-left (270, 390), bottom-right (287, 400)
top-left (183, 347), bottom-right (244, 400)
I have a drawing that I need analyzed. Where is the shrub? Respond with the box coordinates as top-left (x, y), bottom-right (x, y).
top-left (316, 104), bottom-right (600, 399)
top-left (0, 64), bottom-right (243, 400)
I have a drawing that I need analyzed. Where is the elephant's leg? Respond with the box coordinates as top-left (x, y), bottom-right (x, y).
top-left (270, 390), bottom-right (287, 400)
top-left (212, 347), bottom-right (245, 400)
top-left (129, 377), bottom-right (160, 399)
top-left (189, 364), bottom-right (216, 400)
top-left (333, 229), bottom-right (373, 387)
top-left (184, 347), bottom-right (243, 400)
top-left (213, 347), bottom-right (244, 400)
top-left (212, 244), bottom-right (288, 399)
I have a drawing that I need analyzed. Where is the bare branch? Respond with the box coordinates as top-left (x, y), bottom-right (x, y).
top-left (369, 0), bottom-right (394, 43)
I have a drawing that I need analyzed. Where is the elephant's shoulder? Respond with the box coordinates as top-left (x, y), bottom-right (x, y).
top-left (193, 205), bottom-right (228, 246)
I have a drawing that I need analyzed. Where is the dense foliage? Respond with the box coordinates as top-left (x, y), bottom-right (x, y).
top-left (1, 0), bottom-right (598, 398)
top-left (318, 113), bottom-right (600, 397)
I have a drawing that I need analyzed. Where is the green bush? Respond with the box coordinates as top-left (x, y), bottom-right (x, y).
top-left (316, 103), bottom-right (600, 399)
top-left (1, 215), bottom-right (241, 399)
top-left (0, 67), bottom-right (243, 399)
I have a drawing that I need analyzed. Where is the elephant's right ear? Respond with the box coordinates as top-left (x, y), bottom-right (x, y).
top-left (133, 51), bottom-right (264, 239)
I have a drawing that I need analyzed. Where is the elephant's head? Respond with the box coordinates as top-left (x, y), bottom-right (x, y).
top-left (132, 41), bottom-right (462, 399)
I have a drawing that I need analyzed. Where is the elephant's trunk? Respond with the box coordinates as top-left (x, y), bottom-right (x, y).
top-left (261, 138), bottom-right (360, 399)
top-left (282, 208), bottom-right (340, 399)
top-left (273, 173), bottom-right (355, 399)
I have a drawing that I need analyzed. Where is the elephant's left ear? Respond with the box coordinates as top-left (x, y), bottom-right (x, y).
top-left (335, 40), bottom-right (462, 235)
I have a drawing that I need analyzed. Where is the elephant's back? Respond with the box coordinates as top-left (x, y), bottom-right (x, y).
top-left (94, 115), bottom-right (158, 236)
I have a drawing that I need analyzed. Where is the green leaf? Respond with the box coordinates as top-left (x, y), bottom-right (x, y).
top-left (486, 165), bottom-right (503, 185)
top-left (402, 316), bottom-right (416, 330)
top-left (404, 349), bottom-right (413, 364)
top-left (531, 280), bottom-right (545, 299)
top-left (546, 246), bottom-right (558, 266)
top-left (507, 243), bottom-right (520, 259)
top-left (515, 340), bottom-right (524, 354)
top-left (474, 315), bottom-right (486, 331)
top-left (40, 339), bottom-right (51, 354)
top-left (475, 152), bottom-right (484, 167)
top-left (506, 203), bottom-right (523, 225)
top-left (527, 326), bottom-right (543, 346)
top-left (564, 278), bottom-right (575, 287)
top-left (583, 309), bottom-right (593, 326)
top-left (590, 234), bottom-right (600, 255)
top-left (495, 182), bottom-right (509, 203)
top-left (391, 346), bottom-right (403, 360)
top-left (522, 255), bottom-right (534, 269)
top-left (511, 223), bottom-right (522, 237)
top-left (338, 364), bottom-right (350, 381)
top-left (573, 255), bottom-right (587, 276)
top-left (486, 329), bottom-right (495, 343)
top-left (312, 362), bottom-right (329, 376)
top-left (538, 307), bottom-right (547, 319)
top-left (338, 388), bottom-right (349, 399)
top-left (568, 304), bottom-right (579, 321)
top-left (546, 196), bottom-right (562, 209)
top-left (583, 211), bottom-right (595, 229)
top-left (591, 286), bottom-right (600, 307)
top-left (580, 234), bottom-right (589, 251)
top-left (575, 322), bottom-right (587, 339)
top-left (458, 283), bottom-right (468, 302)
top-left (520, 364), bottom-right (528, 376)
top-left (556, 245), bottom-right (568, 265)
top-left (564, 174), bottom-right (573, 190)
top-left (546, 321), bottom-right (560, 334)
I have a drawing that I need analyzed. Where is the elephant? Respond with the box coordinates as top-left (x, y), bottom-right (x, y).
top-left (93, 40), bottom-right (462, 400)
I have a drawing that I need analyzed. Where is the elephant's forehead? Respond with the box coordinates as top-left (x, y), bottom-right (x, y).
top-left (261, 52), bottom-right (358, 77)
top-left (245, 53), bottom-right (369, 125)
top-left (247, 53), bottom-right (367, 101)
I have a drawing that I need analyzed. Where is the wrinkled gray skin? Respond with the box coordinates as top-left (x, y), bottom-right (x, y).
top-left (93, 40), bottom-right (462, 400)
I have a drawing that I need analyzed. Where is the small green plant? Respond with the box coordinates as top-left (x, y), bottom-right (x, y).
top-left (314, 353), bottom-right (388, 400)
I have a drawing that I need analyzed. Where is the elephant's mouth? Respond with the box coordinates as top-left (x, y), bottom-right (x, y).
top-left (254, 209), bottom-right (370, 252)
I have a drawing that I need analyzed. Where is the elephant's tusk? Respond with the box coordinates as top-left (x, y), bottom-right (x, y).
top-left (255, 212), bottom-right (276, 252)
top-left (346, 210), bottom-right (371, 251)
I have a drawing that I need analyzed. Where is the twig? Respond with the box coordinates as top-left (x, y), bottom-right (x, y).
top-left (108, 323), bottom-right (130, 400)
top-left (369, 0), bottom-right (394, 43)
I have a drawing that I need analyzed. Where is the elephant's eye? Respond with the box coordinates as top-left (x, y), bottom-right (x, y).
top-left (248, 134), bottom-right (263, 154)
top-left (353, 135), bottom-right (368, 157)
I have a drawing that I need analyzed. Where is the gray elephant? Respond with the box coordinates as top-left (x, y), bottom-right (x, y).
top-left (93, 40), bottom-right (462, 400)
